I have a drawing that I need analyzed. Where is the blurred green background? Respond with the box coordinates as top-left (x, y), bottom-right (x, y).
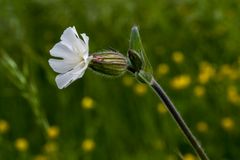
top-left (0, 0), bottom-right (240, 159)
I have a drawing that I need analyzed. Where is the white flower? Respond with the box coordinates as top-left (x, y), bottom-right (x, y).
top-left (49, 26), bottom-right (92, 89)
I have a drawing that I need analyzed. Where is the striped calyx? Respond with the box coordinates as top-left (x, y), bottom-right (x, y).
top-left (89, 51), bottom-right (128, 76)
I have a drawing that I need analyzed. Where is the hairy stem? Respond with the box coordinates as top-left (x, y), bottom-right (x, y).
top-left (150, 78), bottom-right (209, 160)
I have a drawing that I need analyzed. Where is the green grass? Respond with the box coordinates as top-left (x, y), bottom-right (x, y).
top-left (0, 0), bottom-right (240, 159)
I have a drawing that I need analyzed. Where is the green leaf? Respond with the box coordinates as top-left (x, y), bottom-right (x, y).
top-left (129, 26), bottom-right (153, 83)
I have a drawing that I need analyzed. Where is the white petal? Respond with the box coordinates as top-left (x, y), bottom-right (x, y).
top-left (71, 26), bottom-right (79, 38)
top-left (81, 33), bottom-right (89, 48)
top-left (80, 33), bottom-right (89, 60)
top-left (55, 62), bottom-right (88, 89)
top-left (48, 58), bottom-right (79, 73)
top-left (60, 26), bottom-right (79, 43)
top-left (60, 26), bottom-right (86, 54)
top-left (50, 42), bottom-right (77, 59)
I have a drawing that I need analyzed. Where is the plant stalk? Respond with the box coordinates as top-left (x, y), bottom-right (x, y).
top-left (150, 78), bottom-right (209, 160)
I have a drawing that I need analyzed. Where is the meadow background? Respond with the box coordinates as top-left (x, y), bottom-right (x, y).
top-left (0, 0), bottom-right (240, 159)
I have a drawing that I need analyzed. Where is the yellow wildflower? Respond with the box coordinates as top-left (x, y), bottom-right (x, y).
top-left (220, 64), bottom-right (233, 75)
top-left (47, 126), bottom-right (60, 139)
top-left (183, 153), bottom-right (196, 160)
top-left (172, 51), bottom-right (184, 64)
top-left (221, 117), bottom-right (234, 131)
top-left (44, 142), bottom-right (58, 153)
top-left (219, 64), bottom-right (238, 80)
top-left (196, 121), bottom-right (208, 133)
top-left (157, 103), bottom-right (167, 114)
top-left (157, 63), bottom-right (169, 75)
top-left (81, 96), bottom-right (94, 109)
top-left (0, 120), bottom-right (9, 134)
top-left (122, 75), bottom-right (134, 87)
top-left (198, 62), bottom-right (215, 84)
top-left (170, 75), bottom-right (191, 90)
top-left (134, 83), bottom-right (147, 95)
top-left (227, 86), bottom-right (240, 104)
top-left (15, 138), bottom-right (29, 152)
top-left (82, 139), bottom-right (95, 152)
top-left (193, 86), bottom-right (205, 97)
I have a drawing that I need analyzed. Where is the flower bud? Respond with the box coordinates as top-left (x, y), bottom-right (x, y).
top-left (89, 51), bottom-right (128, 76)
top-left (127, 49), bottom-right (143, 73)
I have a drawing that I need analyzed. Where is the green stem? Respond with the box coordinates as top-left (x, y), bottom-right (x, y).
top-left (150, 78), bottom-right (209, 160)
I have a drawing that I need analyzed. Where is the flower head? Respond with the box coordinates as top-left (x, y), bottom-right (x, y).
top-left (15, 138), bottom-right (29, 152)
top-left (81, 96), bottom-right (94, 109)
top-left (0, 119), bottom-right (9, 134)
top-left (170, 74), bottom-right (191, 90)
top-left (49, 26), bottom-right (92, 89)
top-left (81, 139), bottom-right (95, 152)
top-left (47, 126), bottom-right (60, 139)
